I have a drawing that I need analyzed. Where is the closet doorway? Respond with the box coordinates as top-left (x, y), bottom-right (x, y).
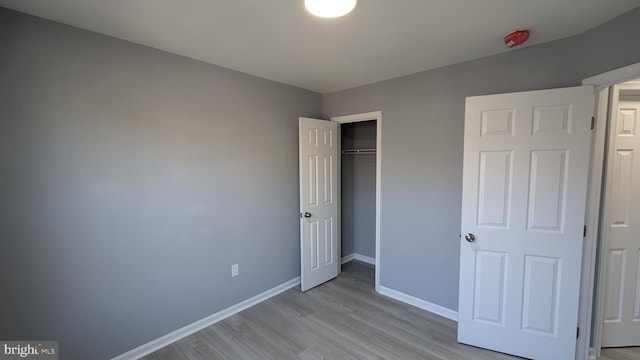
top-left (332, 111), bottom-right (382, 291)
top-left (341, 120), bottom-right (376, 264)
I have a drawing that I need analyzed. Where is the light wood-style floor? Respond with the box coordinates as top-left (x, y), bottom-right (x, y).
top-left (601, 347), bottom-right (640, 360)
top-left (143, 261), bottom-right (640, 360)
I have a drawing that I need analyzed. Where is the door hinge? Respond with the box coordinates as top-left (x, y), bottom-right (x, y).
top-left (577, 326), bottom-right (580, 339)
top-left (583, 225), bottom-right (587, 237)
top-left (591, 116), bottom-right (595, 130)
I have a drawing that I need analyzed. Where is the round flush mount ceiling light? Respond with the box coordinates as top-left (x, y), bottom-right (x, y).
top-left (305, 0), bottom-right (357, 18)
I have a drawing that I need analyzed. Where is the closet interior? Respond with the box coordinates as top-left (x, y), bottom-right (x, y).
top-left (341, 120), bottom-right (377, 265)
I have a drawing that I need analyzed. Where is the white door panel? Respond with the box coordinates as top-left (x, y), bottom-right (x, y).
top-left (299, 117), bottom-right (339, 292)
top-left (459, 86), bottom-right (594, 359)
top-left (602, 96), bottom-right (640, 347)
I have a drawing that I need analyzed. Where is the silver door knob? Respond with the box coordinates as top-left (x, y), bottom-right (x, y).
top-left (464, 233), bottom-right (476, 242)
top-left (302, 212), bottom-right (312, 218)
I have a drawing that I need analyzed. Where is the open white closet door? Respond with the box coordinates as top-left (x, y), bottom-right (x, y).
top-left (299, 117), bottom-right (339, 292)
top-left (458, 86), bottom-right (594, 359)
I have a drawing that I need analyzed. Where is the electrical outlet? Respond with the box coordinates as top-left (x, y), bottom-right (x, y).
top-left (231, 264), bottom-right (239, 277)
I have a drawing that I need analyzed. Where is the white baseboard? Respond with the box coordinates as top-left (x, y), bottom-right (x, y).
top-left (378, 286), bottom-right (458, 322)
top-left (341, 254), bottom-right (355, 264)
top-left (588, 347), bottom-right (597, 360)
top-left (341, 253), bottom-right (375, 265)
top-left (353, 254), bottom-right (375, 265)
top-left (111, 277), bottom-right (301, 360)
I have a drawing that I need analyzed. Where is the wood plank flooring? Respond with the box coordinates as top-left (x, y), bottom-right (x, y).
top-left (142, 261), bottom-right (640, 360)
top-left (600, 348), bottom-right (640, 360)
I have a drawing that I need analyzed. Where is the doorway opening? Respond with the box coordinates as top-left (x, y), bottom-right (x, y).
top-left (340, 120), bottom-right (377, 268)
top-left (332, 111), bottom-right (382, 291)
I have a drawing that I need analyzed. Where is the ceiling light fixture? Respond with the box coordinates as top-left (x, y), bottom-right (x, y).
top-left (305, 0), bottom-right (357, 18)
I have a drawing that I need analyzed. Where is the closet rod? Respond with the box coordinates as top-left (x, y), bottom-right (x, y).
top-left (341, 148), bottom-right (376, 155)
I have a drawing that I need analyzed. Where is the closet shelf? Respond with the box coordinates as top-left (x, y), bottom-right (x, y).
top-left (342, 148), bottom-right (376, 155)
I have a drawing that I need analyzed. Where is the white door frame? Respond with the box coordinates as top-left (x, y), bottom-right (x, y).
top-left (580, 61), bottom-right (640, 359)
top-left (331, 111), bottom-right (382, 291)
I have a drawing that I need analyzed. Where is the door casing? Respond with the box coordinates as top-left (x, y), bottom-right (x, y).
top-left (331, 111), bottom-right (382, 290)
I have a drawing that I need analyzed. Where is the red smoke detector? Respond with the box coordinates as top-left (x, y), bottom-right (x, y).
top-left (504, 29), bottom-right (530, 48)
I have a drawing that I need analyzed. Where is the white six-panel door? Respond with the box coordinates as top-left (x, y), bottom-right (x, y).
top-left (299, 117), bottom-right (339, 292)
top-left (601, 92), bottom-right (640, 347)
top-left (458, 86), bottom-right (594, 359)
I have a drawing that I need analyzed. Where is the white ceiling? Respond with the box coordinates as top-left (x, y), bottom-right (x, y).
top-left (1, 0), bottom-right (639, 93)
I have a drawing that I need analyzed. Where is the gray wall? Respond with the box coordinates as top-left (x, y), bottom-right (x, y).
top-left (341, 121), bottom-right (376, 259)
top-left (0, 8), bottom-right (321, 360)
top-left (323, 6), bottom-right (640, 311)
